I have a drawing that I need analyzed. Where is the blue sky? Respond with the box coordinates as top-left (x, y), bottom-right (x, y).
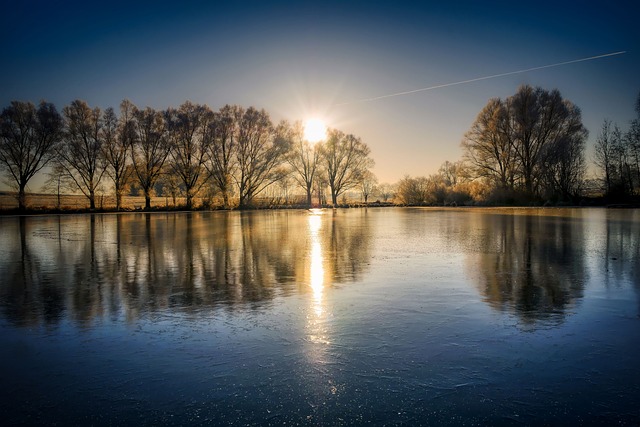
top-left (1, 0), bottom-right (638, 184)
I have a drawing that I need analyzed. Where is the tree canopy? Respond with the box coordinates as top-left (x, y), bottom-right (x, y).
top-left (0, 101), bottom-right (63, 210)
top-left (462, 85), bottom-right (587, 202)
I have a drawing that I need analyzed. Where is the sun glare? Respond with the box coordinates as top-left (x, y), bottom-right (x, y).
top-left (303, 118), bottom-right (327, 143)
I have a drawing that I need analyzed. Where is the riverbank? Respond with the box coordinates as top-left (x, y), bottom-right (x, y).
top-left (1, 191), bottom-right (637, 215)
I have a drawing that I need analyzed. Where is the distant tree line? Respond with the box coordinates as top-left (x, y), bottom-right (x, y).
top-left (393, 86), bottom-right (639, 206)
top-left (1, 86), bottom-right (638, 211)
top-left (0, 99), bottom-right (374, 211)
top-left (593, 96), bottom-right (640, 199)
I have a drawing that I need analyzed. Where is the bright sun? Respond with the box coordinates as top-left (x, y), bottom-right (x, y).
top-left (303, 118), bottom-right (327, 143)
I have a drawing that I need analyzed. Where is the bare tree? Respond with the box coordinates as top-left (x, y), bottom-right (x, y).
top-left (285, 120), bottom-right (320, 206)
top-left (156, 165), bottom-right (183, 206)
top-left (359, 169), bottom-right (378, 204)
top-left (207, 105), bottom-right (241, 208)
top-left (235, 107), bottom-right (290, 208)
top-left (130, 106), bottom-right (171, 210)
top-left (539, 101), bottom-right (588, 200)
top-left (0, 101), bottom-right (63, 210)
top-left (627, 118), bottom-right (640, 193)
top-left (165, 101), bottom-right (213, 209)
top-left (438, 160), bottom-right (467, 187)
top-left (101, 101), bottom-right (135, 210)
top-left (594, 120), bottom-right (621, 195)
top-left (395, 175), bottom-right (430, 205)
top-left (376, 182), bottom-right (395, 202)
top-left (57, 100), bottom-right (107, 210)
top-left (463, 86), bottom-right (587, 200)
top-left (41, 163), bottom-right (71, 209)
top-left (319, 128), bottom-right (374, 205)
top-left (511, 86), bottom-right (586, 196)
top-left (462, 98), bottom-right (516, 189)
top-left (612, 125), bottom-right (634, 195)
top-left (594, 119), bottom-right (637, 197)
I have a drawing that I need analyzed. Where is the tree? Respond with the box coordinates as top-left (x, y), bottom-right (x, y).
top-left (41, 162), bottom-right (70, 209)
top-left (130, 106), bottom-right (172, 210)
top-left (207, 105), bottom-right (241, 208)
top-left (235, 107), bottom-right (290, 208)
top-left (438, 160), bottom-right (467, 187)
top-left (462, 98), bottom-right (516, 189)
top-left (463, 85), bottom-right (587, 200)
top-left (156, 166), bottom-right (183, 206)
top-left (376, 182), bottom-right (395, 202)
top-left (539, 101), bottom-right (588, 200)
top-left (319, 129), bottom-right (374, 205)
top-left (625, 91), bottom-right (640, 195)
top-left (57, 100), bottom-right (107, 210)
top-left (285, 120), bottom-right (320, 206)
top-left (511, 86), bottom-right (586, 196)
top-left (165, 101), bottom-right (213, 209)
top-left (395, 175), bottom-right (430, 205)
top-left (101, 101), bottom-right (135, 210)
top-left (0, 101), bottom-right (63, 210)
top-left (594, 120), bottom-right (616, 194)
top-left (593, 119), bottom-right (634, 197)
top-left (612, 125), bottom-right (634, 195)
top-left (359, 170), bottom-right (377, 204)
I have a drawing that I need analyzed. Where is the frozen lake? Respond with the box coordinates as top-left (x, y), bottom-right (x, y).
top-left (0, 207), bottom-right (638, 425)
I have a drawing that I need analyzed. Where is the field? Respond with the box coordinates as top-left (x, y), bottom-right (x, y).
top-left (0, 192), bottom-right (198, 211)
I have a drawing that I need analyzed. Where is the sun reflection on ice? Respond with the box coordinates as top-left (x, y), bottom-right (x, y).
top-left (309, 212), bottom-right (324, 316)
top-left (307, 210), bottom-right (329, 345)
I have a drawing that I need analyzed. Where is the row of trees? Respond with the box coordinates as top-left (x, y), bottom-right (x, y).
top-left (2, 86), bottom-right (638, 210)
top-left (0, 100), bottom-right (374, 210)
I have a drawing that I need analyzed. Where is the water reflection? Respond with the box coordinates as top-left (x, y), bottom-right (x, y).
top-left (602, 210), bottom-right (640, 285)
top-left (1, 209), bottom-right (637, 329)
top-left (308, 210), bottom-right (325, 317)
top-left (305, 209), bottom-right (329, 349)
top-left (0, 210), bottom-right (372, 327)
top-left (465, 210), bottom-right (589, 326)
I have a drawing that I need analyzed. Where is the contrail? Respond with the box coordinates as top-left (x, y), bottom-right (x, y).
top-left (335, 51), bottom-right (626, 105)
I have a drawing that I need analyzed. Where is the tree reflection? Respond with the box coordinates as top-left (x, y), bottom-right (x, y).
top-left (0, 210), bottom-right (372, 327)
top-left (0, 216), bottom-right (66, 327)
top-left (600, 210), bottom-right (640, 312)
top-left (468, 211), bottom-right (587, 326)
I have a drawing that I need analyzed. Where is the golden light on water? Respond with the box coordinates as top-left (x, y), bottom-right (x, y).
top-left (308, 211), bottom-right (324, 315)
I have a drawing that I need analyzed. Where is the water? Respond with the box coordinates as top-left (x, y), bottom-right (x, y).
top-left (0, 208), bottom-right (638, 425)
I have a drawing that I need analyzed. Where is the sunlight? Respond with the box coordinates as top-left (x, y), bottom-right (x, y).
top-left (308, 212), bottom-right (324, 315)
top-left (303, 118), bottom-right (327, 143)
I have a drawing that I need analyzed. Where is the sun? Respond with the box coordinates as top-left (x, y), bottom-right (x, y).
top-left (303, 118), bottom-right (327, 143)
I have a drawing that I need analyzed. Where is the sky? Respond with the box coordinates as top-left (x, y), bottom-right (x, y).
top-left (1, 0), bottom-right (639, 185)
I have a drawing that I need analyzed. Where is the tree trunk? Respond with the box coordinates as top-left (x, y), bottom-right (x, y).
top-left (145, 188), bottom-right (152, 210)
top-left (306, 184), bottom-right (313, 207)
top-left (89, 190), bottom-right (96, 210)
top-left (115, 191), bottom-right (122, 211)
top-left (18, 183), bottom-right (27, 211)
top-left (186, 190), bottom-right (193, 210)
top-left (223, 191), bottom-right (229, 209)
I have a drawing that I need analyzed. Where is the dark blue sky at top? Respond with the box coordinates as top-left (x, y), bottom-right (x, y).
top-left (1, 0), bottom-right (638, 181)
